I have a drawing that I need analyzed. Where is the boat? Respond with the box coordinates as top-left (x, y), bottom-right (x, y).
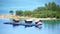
top-left (25, 20), bottom-right (32, 24)
top-left (4, 21), bottom-right (42, 28)
top-left (4, 19), bottom-right (42, 28)
top-left (4, 22), bottom-right (42, 26)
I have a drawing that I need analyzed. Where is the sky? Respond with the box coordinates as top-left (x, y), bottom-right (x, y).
top-left (0, 0), bottom-right (60, 14)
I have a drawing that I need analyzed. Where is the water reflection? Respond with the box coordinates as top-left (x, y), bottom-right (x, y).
top-left (24, 25), bottom-right (42, 29)
top-left (0, 18), bottom-right (60, 34)
top-left (42, 20), bottom-right (60, 31)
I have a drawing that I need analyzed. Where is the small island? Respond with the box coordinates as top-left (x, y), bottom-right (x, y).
top-left (0, 2), bottom-right (60, 20)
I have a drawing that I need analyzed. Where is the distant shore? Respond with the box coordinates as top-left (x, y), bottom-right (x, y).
top-left (0, 14), bottom-right (59, 20)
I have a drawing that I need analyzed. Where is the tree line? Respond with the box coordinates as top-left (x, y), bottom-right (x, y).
top-left (9, 2), bottom-right (60, 19)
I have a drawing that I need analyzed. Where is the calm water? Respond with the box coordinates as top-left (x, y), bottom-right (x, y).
top-left (0, 18), bottom-right (60, 34)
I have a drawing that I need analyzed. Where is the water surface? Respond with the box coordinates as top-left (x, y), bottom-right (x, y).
top-left (0, 18), bottom-right (60, 34)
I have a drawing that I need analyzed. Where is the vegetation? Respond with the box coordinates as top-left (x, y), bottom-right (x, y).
top-left (9, 10), bottom-right (14, 15)
top-left (10, 2), bottom-right (60, 19)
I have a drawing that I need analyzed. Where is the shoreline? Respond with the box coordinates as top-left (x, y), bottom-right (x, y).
top-left (0, 14), bottom-right (59, 20)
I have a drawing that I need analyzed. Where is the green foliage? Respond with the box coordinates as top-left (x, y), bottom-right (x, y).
top-left (9, 10), bottom-right (14, 15)
top-left (45, 2), bottom-right (60, 11)
top-left (23, 10), bottom-right (33, 16)
top-left (10, 2), bottom-right (60, 18)
top-left (16, 10), bottom-right (23, 16)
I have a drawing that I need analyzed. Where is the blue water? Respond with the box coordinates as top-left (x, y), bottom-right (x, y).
top-left (0, 18), bottom-right (60, 34)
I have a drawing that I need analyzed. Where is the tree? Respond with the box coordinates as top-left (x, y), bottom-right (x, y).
top-left (45, 2), bottom-right (58, 11)
top-left (23, 10), bottom-right (33, 17)
top-left (15, 2), bottom-right (60, 18)
top-left (16, 10), bottom-right (23, 16)
top-left (9, 10), bottom-right (14, 15)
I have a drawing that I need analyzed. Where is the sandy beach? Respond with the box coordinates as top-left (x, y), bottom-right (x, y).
top-left (0, 14), bottom-right (57, 20)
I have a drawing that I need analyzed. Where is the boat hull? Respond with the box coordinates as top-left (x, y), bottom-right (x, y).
top-left (4, 22), bottom-right (42, 26)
